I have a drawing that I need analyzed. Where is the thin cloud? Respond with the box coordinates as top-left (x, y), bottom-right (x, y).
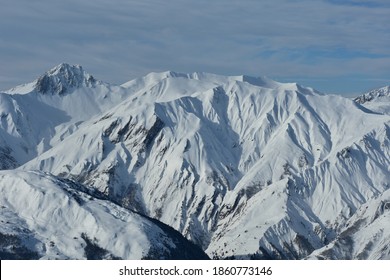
top-left (324, 0), bottom-right (390, 8)
top-left (0, 0), bottom-right (388, 94)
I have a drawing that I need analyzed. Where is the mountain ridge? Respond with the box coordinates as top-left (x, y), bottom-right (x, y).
top-left (1, 63), bottom-right (389, 259)
top-left (353, 86), bottom-right (390, 115)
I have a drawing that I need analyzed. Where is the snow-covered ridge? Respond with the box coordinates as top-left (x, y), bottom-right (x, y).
top-left (354, 86), bottom-right (390, 104)
top-left (1, 63), bottom-right (390, 259)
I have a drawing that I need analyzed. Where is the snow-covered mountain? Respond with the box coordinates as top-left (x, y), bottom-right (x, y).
top-left (1, 64), bottom-right (389, 259)
top-left (0, 170), bottom-right (208, 260)
top-left (1, 64), bottom-right (132, 166)
top-left (354, 86), bottom-right (390, 115)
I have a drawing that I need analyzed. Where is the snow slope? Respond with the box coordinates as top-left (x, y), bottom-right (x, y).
top-left (307, 188), bottom-right (390, 260)
top-left (0, 170), bottom-right (208, 260)
top-left (1, 64), bottom-right (390, 259)
top-left (0, 64), bottom-right (130, 166)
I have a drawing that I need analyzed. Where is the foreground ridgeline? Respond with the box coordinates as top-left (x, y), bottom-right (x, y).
top-left (1, 64), bottom-right (389, 259)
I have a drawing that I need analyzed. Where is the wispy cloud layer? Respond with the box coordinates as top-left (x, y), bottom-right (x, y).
top-left (0, 0), bottom-right (389, 94)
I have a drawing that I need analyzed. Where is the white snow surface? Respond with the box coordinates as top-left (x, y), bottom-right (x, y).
top-left (306, 188), bottom-right (390, 260)
top-left (1, 63), bottom-right (390, 259)
top-left (0, 170), bottom-right (206, 259)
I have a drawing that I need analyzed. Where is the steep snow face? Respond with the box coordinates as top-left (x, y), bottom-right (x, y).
top-left (0, 92), bottom-right (70, 166)
top-left (19, 68), bottom-right (390, 259)
top-left (0, 170), bottom-right (208, 260)
top-left (0, 64), bottom-right (132, 168)
top-left (207, 122), bottom-right (390, 259)
top-left (307, 188), bottom-right (390, 260)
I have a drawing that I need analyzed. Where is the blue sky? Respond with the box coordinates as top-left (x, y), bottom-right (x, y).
top-left (0, 0), bottom-right (389, 96)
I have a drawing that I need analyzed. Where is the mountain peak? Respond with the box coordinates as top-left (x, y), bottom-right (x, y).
top-left (35, 63), bottom-right (99, 95)
top-left (48, 63), bottom-right (82, 75)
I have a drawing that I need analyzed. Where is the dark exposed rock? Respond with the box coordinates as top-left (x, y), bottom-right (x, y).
top-left (0, 147), bottom-right (18, 170)
top-left (143, 116), bottom-right (165, 150)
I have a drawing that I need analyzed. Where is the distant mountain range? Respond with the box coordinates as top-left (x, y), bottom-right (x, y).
top-left (1, 63), bottom-right (389, 259)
